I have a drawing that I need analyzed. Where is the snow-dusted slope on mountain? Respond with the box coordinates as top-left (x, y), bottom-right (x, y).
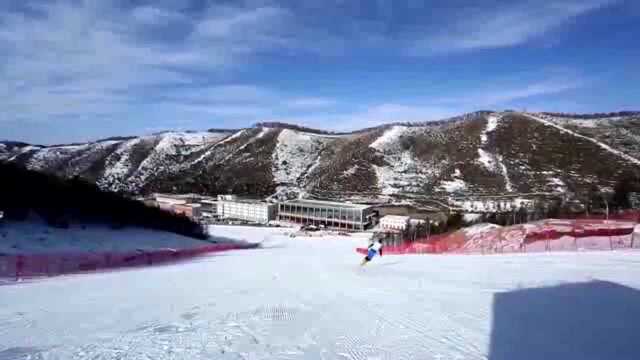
top-left (370, 126), bottom-right (440, 195)
top-left (476, 114), bottom-right (513, 192)
top-left (3, 111), bottom-right (640, 200)
top-left (492, 112), bottom-right (640, 194)
top-left (271, 129), bottom-right (337, 189)
top-left (534, 112), bottom-right (640, 161)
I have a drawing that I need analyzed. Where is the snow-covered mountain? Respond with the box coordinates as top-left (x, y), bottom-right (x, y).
top-left (2, 111), bottom-right (640, 201)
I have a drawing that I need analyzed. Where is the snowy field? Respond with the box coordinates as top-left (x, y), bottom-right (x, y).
top-left (1, 226), bottom-right (640, 359)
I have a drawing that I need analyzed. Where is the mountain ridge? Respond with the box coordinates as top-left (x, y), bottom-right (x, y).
top-left (2, 111), bottom-right (640, 206)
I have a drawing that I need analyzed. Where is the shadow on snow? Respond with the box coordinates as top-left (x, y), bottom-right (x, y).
top-left (489, 280), bottom-right (640, 360)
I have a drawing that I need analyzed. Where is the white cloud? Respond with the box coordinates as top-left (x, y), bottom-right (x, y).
top-left (169, 104), bottom-right (274, 117)
top-left (131, 6), bottom-right (186, 25)
top-left (474, 81), bottom-right (583, 105)
top-left (195, 6), bottom-right (288, 40)
top-left (264, 73), bottom-right (587, 131)
top-left (409, 0), bottom-right (616, 54)
top-left (264, 103), bottom-right (461, 132)
top-left (165, 85), bottom-right (278, 104)
top-left (435, 75), bottom-right (585, 107)
top-left (286, 97), bottom-right (337, 109)
top-left (0, 0), bottom-right (615, 143)
top-left (345, 104), bottom-right (458, 128)
top-left (0, 1), bottom-right (309, 125)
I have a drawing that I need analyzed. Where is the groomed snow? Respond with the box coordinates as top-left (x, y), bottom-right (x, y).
top-left (1, 225), bottom-right (639, 359)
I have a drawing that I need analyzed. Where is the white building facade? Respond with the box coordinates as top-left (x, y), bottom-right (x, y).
top-left (217, 200), bottom-right (277, 224)
top-left (278, 199), bottom-right (375, 231)
top-left (380, 215), bottom-right (410, 231)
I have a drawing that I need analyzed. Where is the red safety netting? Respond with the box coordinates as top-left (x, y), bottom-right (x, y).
top-left (357, 217), bottom-right (640, 256)
top-left (0, 242), bottom-right (258, 280)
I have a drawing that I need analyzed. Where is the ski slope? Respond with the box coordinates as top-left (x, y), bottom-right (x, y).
top-left (1, 226), bottom-right (640, 359)
top-left (524, 113), bottom-right (640, 165)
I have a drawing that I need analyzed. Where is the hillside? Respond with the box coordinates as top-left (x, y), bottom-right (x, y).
top-left (2, 111), bottom-right (640, 203)
top-left (0, 162), bottom-right (207, 239)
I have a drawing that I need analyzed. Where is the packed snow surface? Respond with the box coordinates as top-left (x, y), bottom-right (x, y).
top-left (1, 225), bottom-right (639, 359)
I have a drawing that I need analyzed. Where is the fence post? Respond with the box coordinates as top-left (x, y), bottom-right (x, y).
top-left (545, 222), bottom-right (550, 252)
top-left (16, 255), bottom-right (24, 281)
top-left (608, 220), bottom-right (613, 251)
top-left (573, 220), bottom-right (578, 251)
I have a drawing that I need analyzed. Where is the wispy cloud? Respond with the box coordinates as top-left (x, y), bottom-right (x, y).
top-left (262, 103), bottom-right (460, 132)
top-left (131, 6), bottom-right (186, 25)
top-left (286, 97), bottom-right (337, 109)
top-left (409, 0), bottom-right (616, 54)
top-left (0, 0), bottom-right (331, 129)
top-left (266, 71), bottom-right (587, 131)
top-left (343, 104), bottom-right (458, 128)
top-left (436, 72), bottom-right (586, 107)
top-left (0, 0), bottom-right (622, 144)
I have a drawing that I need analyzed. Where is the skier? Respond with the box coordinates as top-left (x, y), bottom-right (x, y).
top-left (361, 238), bottom-right (383, 266)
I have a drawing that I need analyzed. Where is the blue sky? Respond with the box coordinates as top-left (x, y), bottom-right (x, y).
top-left (0, 0), bottom-right (638, 144)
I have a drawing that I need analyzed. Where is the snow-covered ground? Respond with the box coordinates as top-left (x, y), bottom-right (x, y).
top-left (0, 221), bottom-right (214, 255)
top-left (1, 225), bottom-right (639, 359)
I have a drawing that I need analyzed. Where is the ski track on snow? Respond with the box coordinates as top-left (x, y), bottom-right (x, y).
top-left (2, 226), bottom-right (640, 359)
